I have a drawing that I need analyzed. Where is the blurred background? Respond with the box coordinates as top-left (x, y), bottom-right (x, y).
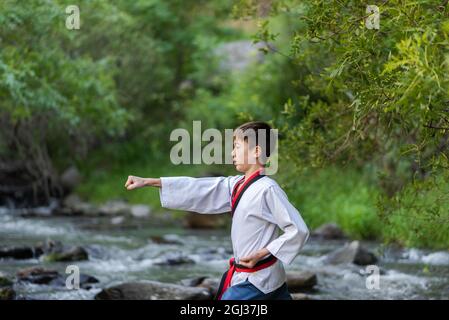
top-left (0, 0), bottom-right (448, 300)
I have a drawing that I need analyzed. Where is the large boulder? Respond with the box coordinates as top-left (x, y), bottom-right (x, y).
top-left (286, 271), bottom-right (318, 292)
top-left (95, 281), bottom-right (211, 300)
top-left (323, 241), bottom-right (378, 266)
top-left (312, 223), bottom-right (347, 240)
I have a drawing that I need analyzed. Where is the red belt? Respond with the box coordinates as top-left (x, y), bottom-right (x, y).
top-left (214, 254), bottom-right (277, 300)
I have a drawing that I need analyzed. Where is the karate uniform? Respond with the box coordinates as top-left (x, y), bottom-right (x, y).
top-left (158, 171), bottom-right (310, 297)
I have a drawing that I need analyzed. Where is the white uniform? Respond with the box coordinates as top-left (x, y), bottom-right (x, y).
top-left (159, 175), bottom-right (310, 294)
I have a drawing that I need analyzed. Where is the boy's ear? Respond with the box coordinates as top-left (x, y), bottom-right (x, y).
top-left (254, 145), bottom-right (262, 158)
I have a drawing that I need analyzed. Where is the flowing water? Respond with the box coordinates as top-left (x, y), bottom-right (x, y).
top-left (0, 208), bottom-right (448, 300)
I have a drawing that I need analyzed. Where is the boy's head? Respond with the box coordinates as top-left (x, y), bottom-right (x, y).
top-left (232, 121), bottom-right (276, 173)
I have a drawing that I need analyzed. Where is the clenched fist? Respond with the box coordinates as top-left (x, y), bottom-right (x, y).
top-left (124, 175), bottom-right (146, 190)
top-left (124, 176), bottom-right (161, 190)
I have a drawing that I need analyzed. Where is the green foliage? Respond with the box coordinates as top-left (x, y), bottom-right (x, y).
top-left (230, 0), bottom-right (449, 248)
top-left (379, 170), bottom-right (449, 249)
top-left (280, 164), bottom-right (382, 240)
top-left (0, 0), bottom-right (128, 135)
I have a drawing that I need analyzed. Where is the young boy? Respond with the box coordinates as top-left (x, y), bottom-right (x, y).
top-left (124, 121), bottom-right (310, 300)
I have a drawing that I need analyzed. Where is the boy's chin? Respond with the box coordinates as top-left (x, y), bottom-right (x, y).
top-left (234, 164), bottom-right (246, 173)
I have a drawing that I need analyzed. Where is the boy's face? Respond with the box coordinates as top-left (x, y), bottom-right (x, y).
top-left (231, 135), bottom-right (258, 173)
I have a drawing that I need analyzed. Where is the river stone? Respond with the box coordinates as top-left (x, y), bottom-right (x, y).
top-left (95, 281), bottom-right (211, 300)
top-left (47, 273), bottom-right (99, 289)
top-left (150, 234), bottom-right (183, 245)
top-left (0, 246), bottom-right (36, 260)
top-left (99, 200), bottom-right (132, 216)
top-left (0, 287), bottom-right (16, 300)
top-left (60, 166), bottom-right (82, 192)
top-left (111, 216), bottom-right (125, 225)
top-left (179, 276), bottom-right (208, 287)
top-left (130, 204), bottom-right (151, 218)
top-left (286, 271), bottom-right (318, 292)
top-left (0, 272), bottom-right (13, 287)
top-left (62, 194), bottom-right (98, 216)
top-left (291, 293), bottom-right (314, 300)
top-left (196, 278), bottom-right (220, 296)
top-left (153, 252), bottom-right (194, 266)
top-left (312, 223), bottom-right (347, 240)
top-left (41, 245), bottom-right (88, 262)
top-left (183, 212), bottom-right (227, 229)
top-left (16, 266), bottom-right (98, 288)
top-left (16, 266), bottom-right (60, 284)
top-left (324, 241), bottom-right (378, 266)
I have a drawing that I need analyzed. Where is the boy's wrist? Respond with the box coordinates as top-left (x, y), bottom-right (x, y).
top-left (144, 178), bottom-right (161, 187)
top-left (257, 248), bottom-right (270, 259)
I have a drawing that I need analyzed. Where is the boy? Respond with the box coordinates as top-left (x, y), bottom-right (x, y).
top-left (124, 121), bottom-right (310, 300)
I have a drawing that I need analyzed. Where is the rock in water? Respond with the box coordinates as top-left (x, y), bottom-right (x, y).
top-left (0, 246), bottom-right (36, 260)
top-left (61, 194), bottom-right (98, 216)
top-left (0, 273), bottom-right (13, 287)
top-left (183, 212), bottom-right (227, 229)
top-left (292, 293), bottom-right (315, 300)
top-left (0, 272), bottom-right (15, 300)
top-left (312, 223), bottom-right (347, 240)
top-left (130, 204), bottom-right (151, 218)
top-left (95, 281), bottom-right (211, 300)
top-left (0, 287), bottom-right (15, 300)
top-left (99, 200), bottom-right (132, 216)
top-left (41, 245), bottom-right (89, 262)
top-left (286, 271), bottom-right (318, 292)
top-left (324, 241), bottom-right (378, 266)
top-left (153, 252), bottom-right (194, 266)
top-left (16, 266), bottom-right (98, 288)
top-left (16, 267), bottom-right (60, 284)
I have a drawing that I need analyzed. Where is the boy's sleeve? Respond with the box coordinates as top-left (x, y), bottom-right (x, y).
top-left (263, 185), bottom-right (310, 265)
top-left (159, 176), bottom-right (240, 214)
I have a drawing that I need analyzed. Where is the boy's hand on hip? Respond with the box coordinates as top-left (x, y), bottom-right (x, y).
top-left (239, 248), bottom-right (270, 268)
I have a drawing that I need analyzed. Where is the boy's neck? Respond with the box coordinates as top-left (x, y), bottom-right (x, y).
top-left (244, 165), bottom-right (264, 180)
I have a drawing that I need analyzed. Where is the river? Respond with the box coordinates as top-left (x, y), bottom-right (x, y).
top-left (0, 209), bottom-right (448, 300)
